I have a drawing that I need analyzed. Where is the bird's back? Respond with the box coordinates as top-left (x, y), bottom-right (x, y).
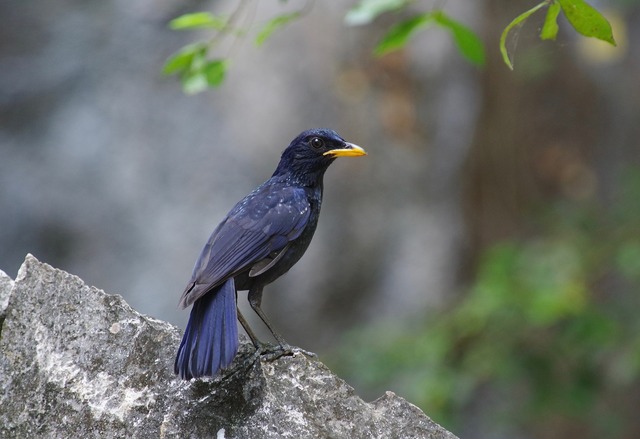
top-left (180, 177), bottom-right (322, 306)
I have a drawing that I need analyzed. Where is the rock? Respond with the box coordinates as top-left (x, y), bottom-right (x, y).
top-left (0, 255), bottom-right (458, 439)
top-left (0, 268), bottom-right (12, 320)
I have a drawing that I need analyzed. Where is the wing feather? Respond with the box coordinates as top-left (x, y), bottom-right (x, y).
top-left (179, 181), bottom-right (310, 307)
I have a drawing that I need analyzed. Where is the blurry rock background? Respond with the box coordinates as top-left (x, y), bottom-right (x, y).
top-left (2, 0), bottom-right (639, 438)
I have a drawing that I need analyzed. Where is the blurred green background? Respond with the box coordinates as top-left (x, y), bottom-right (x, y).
top-left (1, 1), bottom-right (639, 438)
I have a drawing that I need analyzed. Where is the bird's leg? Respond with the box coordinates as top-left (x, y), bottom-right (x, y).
top-left (220, 307), bottom-right (267, 379)
top-left (247, 285), bottom-right (288, 348)
top-left (247, 285), bottom-right (316, 359)
top-left (236, 307), bottom-right (263, 350)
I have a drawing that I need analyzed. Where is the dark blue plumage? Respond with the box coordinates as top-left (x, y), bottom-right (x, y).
top-left (175, 129), bottom-right (366, 379)
top-left (174, 278), bottom-right (238, 379)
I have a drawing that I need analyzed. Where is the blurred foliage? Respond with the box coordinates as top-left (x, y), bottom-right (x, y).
top-left (500, 0), bottom-right (616, 69)
top-left (163, 0), bottom-right (617, 93)
top-left (163, 41), bottom-right (228, 94)
top-left (371, 10), bottom-right (485, 65)
top-left (328, 168), bottom-right (640, 436)
top-left (346, 1), bottom-right (484, 65)
top-left (162, 1), bottom-right (314, 94)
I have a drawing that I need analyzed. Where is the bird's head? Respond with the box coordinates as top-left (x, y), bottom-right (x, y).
top-left (273, 128), bottom-right (366, 185)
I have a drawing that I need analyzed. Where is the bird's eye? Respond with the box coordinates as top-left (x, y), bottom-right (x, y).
top-left (310, 137), bottom-right (324, 149)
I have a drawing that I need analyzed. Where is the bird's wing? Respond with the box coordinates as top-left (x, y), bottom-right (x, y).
top-left (179, 182), bottom-right (310, 307)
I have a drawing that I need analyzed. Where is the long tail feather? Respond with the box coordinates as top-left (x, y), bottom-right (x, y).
top-left (174, 278), bottom-right (239, 379)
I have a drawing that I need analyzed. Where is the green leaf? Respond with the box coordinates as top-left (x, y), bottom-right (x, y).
top-left (181, 72), bottom-right (208, 95)
top-left (162, 43), bottom-right (207, 75)
top-left (500, 1), bottom-right (548, 70)
top-left (374, 11), bottom-right (484, 66)
top-left (163, 44), bottom-right (224, 93)
top-left (433, 11), bottom-right (485, 66)
top-left (375, 13), bottom-right (435, 56)
top-left (162, 51), bottom-right (194, 75)
top-left (255, 12), bottom-right (300, 46)
top-left (540, 1), bottom-right (561, 41)
top-left (345, 0), bottom-right (408, 26)
top-left (203, 59), bottom-right (228, 87)
top-left (169, 12), bottom-right (226, 30)
top-left (557, 0), bottom-right (616, 45)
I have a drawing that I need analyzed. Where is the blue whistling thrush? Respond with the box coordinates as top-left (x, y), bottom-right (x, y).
top-left (175, 128), bottom-right (366, 379)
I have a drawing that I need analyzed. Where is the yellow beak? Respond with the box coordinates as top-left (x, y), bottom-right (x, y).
top-left (323, 142), bottom-right (367, 158)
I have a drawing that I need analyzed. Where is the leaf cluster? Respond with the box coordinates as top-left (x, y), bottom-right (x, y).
top-left (163, 40), bottom-right (228, 94)
top-left (500, 0), bottom-right (616, 69)
top-left (162, 0), bottom-right (617, 92)
top-left (162, 7), bottom-right (307, 94)
top-left (347, 0), bottom-right (485, 66)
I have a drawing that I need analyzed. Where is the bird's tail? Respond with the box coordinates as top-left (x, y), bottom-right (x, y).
top-left (174, 278), bottom-right (239, 379)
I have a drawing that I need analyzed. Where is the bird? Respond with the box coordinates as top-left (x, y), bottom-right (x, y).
top-left (174, 128), bottom-right (366, 380)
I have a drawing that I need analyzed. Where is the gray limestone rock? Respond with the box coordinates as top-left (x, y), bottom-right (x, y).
top-left (0, 255), bottom-right (457, 439)
top-left (0, 268), bottom-right (12, 320)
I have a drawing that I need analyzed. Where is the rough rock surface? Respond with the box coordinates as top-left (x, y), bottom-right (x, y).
top-left (0, 268), bottom-right (12, 321)
top-left (0, 255), bottom-right (458, 439)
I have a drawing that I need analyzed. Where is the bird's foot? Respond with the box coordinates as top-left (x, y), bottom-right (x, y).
top-left (219, 345), bottom-right (267, 381)
top-left (216, 343), bottom-right (316, 379)
top-left (287, 345), bottom-right (317, 358)
top-left (259, 343), bottom-right (316, 362)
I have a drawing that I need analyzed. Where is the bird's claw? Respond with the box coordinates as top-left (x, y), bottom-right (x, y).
top-left (258, 343), bottom-right (317, 362)
top-left (289, 346), bottom-right (317, 358)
